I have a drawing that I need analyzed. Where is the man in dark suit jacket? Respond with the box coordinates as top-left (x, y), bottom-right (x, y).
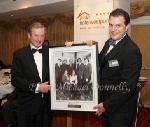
top-left (76, 58), bottom-right (84, 86)
top-left (11, 22), bottom-right (52, 127)
top-left (55, 58), bottom-right (62, 87)
top-left (67, 58), bottom-right (76, 75)
top-left (83, 57), bottom-right (92, 83)
top-left (93, 8), bottom-right (142, 127)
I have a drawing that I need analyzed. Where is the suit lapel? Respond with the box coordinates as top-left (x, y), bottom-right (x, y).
top-left (99, 41), bottom-right (110, 67)
top-left (42, 45), bottom-right (49, 82)
top-left (105, 44), bottom-right (120, 59)
top-left (26, 45), bottom-right (41, 81)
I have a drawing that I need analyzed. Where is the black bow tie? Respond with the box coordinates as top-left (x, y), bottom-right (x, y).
top-left (31, 48), bottom-right (43, 54)
top-left (109, 39), bottom-right (116, 46)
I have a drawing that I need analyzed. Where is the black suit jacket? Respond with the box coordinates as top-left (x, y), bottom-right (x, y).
top-left (99, 34), bottom-right (142, 115)
top-left (11, 45), bottom-right (50, 115)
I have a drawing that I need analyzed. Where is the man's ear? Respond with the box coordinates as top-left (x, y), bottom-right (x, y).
top-left (126, 23), bottom-right (131, 31)
top-left (27, 33), bottom-right (31, 39)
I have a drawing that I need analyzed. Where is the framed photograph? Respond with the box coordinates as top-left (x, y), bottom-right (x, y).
top-left (49, 43), bottom-right (99, 111)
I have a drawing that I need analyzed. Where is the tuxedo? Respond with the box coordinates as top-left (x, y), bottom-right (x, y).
top-left (11, 45), bottom-right (52, 127)
top-left (99, 34), bottom-right (142, 127)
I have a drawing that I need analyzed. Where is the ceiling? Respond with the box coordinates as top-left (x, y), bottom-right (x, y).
top-left (0, 0), bottom-right (74, 21)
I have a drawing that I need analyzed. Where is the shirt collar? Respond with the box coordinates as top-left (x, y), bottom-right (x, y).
top-left (30, 43), bottom-right (42, 50)
top-left (115, 33), bottom-right (126, 45)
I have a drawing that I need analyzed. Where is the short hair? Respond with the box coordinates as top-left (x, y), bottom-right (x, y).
top-left (77, 58), bottom-right (82, 62)
top-left (109, 8), bottom-right (130, 26)
top-left (63, 59), bottom-right (67, 63)
top-left (58, 58), bottom-right (62, 62)
top-left (27, 22), bottom-right (45, 33)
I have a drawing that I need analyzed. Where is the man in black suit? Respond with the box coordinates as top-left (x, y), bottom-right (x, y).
top-left (67, 59), bottom-right (76, 75)
top-left (93, 8), bottom-right (142, 127)
top-left (55, 58), bottom-right (62, 87)
top-left (83, 57), bottom-right (92, 84)
top-left (11, 22), bottom-right (52, 127)
top-left (76, 58), bottom-right (84, 86)
top-left (82, 57), bottom-right (92, 100)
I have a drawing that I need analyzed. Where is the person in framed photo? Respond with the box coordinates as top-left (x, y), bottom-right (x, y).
top-left (61, 69), bottom-right (72, 99)
top-left (11, 22), bottom-right (52, 127)
top-left (55, 58), bottom-right (62, 88)
top-left (69, 69), bottom-right (78, 100)
top-left (61, 59), bottom-right (68, 76)
top-left (67, 58), bottom-right (76, 75)
top-left (62, 69), bottom-right (70, 87)
top-left (83, 57), bottom-right (92, 100)
top-left (76, 58), bottom-right (84, 86)
top-left (70, 69), bottom-right (78, 86)
top-left (83, 57), bottom-right (92, 84)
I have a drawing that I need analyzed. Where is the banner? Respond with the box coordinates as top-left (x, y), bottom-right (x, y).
top-left (74, 0), bottom-right (113, 51)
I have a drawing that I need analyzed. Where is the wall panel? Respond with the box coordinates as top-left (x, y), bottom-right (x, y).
top-left (131, 24), bottom-right (150, 106)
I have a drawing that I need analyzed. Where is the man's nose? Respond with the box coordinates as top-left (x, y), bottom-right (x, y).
top-left (111, 26), bottom-right (116, 31)
top-left (38, 37), bottom-right (42, 42)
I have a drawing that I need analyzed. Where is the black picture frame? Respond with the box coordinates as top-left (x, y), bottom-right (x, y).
top-left (49, 43), bottom-right (99, 111)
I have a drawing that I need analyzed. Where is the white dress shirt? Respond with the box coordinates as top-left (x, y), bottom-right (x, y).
top-left (30, 44), bottom-right (43, 81)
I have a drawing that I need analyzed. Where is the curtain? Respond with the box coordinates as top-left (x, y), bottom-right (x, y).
top-left (0, 12), bottom-right (74, 65)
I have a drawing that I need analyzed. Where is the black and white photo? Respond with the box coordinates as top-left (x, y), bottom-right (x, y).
top-left (49, 44), bottom-right (99, 111)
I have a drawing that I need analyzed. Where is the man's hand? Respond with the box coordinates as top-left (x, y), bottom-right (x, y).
top-left (65, 40), bottom-right (95, 47)
top-left (65, 41), bottom-right (74, 47)
top-left (93, 103), bottom-right (106, 116)
top-left (84, 40), bottom-right (94, 46)
top-left (1, 99), bottom-right (8, 106)
top-left (38, 81), bottom-right (50, 93)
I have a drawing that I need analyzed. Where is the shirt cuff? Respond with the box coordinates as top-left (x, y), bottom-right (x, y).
top-left (35, 83), bottom-right (40, 93)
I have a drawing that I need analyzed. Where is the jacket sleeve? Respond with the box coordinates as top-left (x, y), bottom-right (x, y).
top-left (11, 52), bottom-right (38, 93)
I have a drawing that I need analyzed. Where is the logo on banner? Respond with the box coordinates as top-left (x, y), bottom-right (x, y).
top-left (77, 10), bottom-right (90, 20)
top-left (76, 10), bottom-right (109, 29)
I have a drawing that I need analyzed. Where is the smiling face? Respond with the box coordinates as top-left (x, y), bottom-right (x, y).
top-left (28, 27), bottom-right (45, 48)
top-left (109, 16), bottom-right (130, 41)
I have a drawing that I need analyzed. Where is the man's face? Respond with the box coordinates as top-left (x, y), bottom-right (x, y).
top-left (63, 60), bottom-right (67, 64)
top-left (28, 27), bottom-right (45, 48)
top-left (58, 59), bottom-right (62, 65)
top-left (109, 16), bottom-right (129, 41)
top-left (69, 59), bottom-right (73, 64)
top-left (78, 59), bottom-right (81, 63)
top-left (84, 59), bottom-right (88, 65)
